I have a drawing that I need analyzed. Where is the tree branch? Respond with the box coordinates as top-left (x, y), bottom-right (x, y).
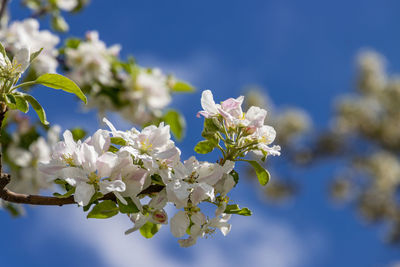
top-left (0, 173), bottom-right (164, 206)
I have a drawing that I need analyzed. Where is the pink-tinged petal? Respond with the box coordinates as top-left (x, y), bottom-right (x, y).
top-left (38, 160), bottom-right (65, 176)
top-left (96, 152), bottom-right (118, 178)
top-left (190, 183), bottom-right (214, 205)
top-left (63, 130), bottom-right (76, 152)
top-left (81, 143), bottom-right (98, 173)
top-left (91, 129), bottom-right (110, 154)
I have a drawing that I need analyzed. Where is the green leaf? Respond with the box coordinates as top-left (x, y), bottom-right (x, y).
top-left (35, 73), bottom-right (87, 104)
top-left (204, 118), bottom-right (222, 133)
top-left (23, 94), bottom-right (49, 125)
top-left (224, 204), bottom-right (252, 216)
top-left (171, 80), bottom-right (195, 92)
top-left (30, 48), bottom-right (43, 63)
top-left (163, 110), bottom-right (186, 140)
top-left (82, 191), bottom-right (103, 212)
top-left (5, 94), bottom-right (17, 109)
top-left (110, 137), bottom-right (127, 146)
top-left (230, 170), bottom-right (239, 186)
top-left (51, 14), bottom-right (69, 32)
top-left (194, 140), bottom-right (216, 154)
top-left (117, 197), bottom-right (139, 214)
top-left (14, 95), bottom-right (29, 113)
top-left (244, 160), bottom-right (270, 186)
top-left (139, 221), bottom-right (161, 239)
top-left (65, 38), bottom-right (81, 49)
top-left (87, 200), bottom-right (119, 219)
top-left (70, 127), bottom-right (87, 141)
top-left (53, 187), bottom-right (75, 198)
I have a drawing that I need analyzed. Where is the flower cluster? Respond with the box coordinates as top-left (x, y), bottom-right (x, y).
top-left (0, 17), bottom-right (193, 129)
top-left (39, 90), bottom-right (280, 246)
top-left (62, 32), bottom-right (194, 126)
top-left (0, 19), bottom-right (60, 74)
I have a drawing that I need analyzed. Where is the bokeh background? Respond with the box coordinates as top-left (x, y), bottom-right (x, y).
top-left (2, 1), bottom-right (400, 266)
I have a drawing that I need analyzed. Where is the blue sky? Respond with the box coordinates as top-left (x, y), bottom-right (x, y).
top-left (1, 1), bottom-right (400, 266)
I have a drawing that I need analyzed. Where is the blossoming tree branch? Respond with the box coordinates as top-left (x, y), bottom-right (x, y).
top-left (0, 0), bottom-right (280, 248)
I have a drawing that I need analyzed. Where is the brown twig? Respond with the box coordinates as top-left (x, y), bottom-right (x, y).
top-left (0, 174), bottom-right (115, 206)
top-left (0, 174), bottom-right (163, 206)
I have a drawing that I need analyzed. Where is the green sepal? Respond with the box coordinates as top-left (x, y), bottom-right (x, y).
top-left (139, 221), bottom-right (161, 239)
top-left (87, 200), bottom-right (119, 219)
top-left (224, 204), bottom-right (252, 216)
top-left (53, 187), bottom-right (75, 198)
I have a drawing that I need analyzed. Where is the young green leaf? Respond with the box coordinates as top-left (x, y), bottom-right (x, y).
top-left (14, 95), bottom-right (29, 113)
top-left (53, 187), bottom-right (75, 198)
top-left (117, 197), bottom-right (139, 214)
top-left (35, 73), bottom-right (87, 104)
top-left (70, 128), bottom-right (87, 141)
top-left (224, 204), bottom-right (252, 216)
top-left (244, 160), bottom-right (270, 186)
top-left (139, 222), bottom-right (161, 239)
top-left (87, 200), bottom-right (119, 219)
top-left (163, 110), bottom-right (186, 140)
top-left (194, 140), bottom-right (216, 154)
top-left (30, 48), bottom-right (43, 63)
top-left (230, 170), bottom-right (239, 186)
top-left (23, 94), bottom-right (49, 125)
top-left (171, 80), bottom-right (195, 92)
top-left (110, 137), bottom-right (127, 146)
top-left (5, 94), bottom-right (17, 109)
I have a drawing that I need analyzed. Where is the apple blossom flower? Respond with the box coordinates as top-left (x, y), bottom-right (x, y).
top-left (0, 19), bottom-right (59, 73)
top-left (65, 31), bottom-right (121, 86)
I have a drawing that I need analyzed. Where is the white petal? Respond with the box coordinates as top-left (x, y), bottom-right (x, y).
top-left (96, 152), bottom-right (118, 178)
top-left (99, 180), bottom-right (126, 194)
top-left (170, 210), bottom-right (190, 238)
top-left (74, 182), bottom-right (95, 206)
top-left (201, 90), bottom-right (219, 115)
top-left (190, 183), bottom-right (214, 205)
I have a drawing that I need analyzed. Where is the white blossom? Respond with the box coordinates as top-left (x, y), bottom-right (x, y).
top-left (0, 19), bottom-right (59, 73)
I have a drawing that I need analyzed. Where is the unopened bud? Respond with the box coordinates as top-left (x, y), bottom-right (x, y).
top-left (152, 209), bottom-right (168, 224)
